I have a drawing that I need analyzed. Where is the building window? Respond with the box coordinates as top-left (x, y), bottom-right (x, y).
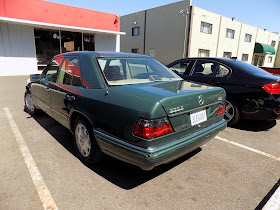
top-left (34, 29), bottom-right (60, 66)
top-left (132, 27), bottom-right (140, 36)
top-left (271, 41), bottom-right (276, 47)
top-left (83, 34), bottom-right (95, 51)
top-left (223, 52), bottom-right (232, 58)
top-left (226, 28), bottom-right (235, 39)
top-left (245, 34), bottom-right (252, 42)
top-left (200, 22), bottom-right (212, 34)
top-left (268, 56), bottom-right (273, 63)
top-left (61, 31), bottom-right (82, 53)
top-left (198, 49), bottom-right (210, 57)
top-left (34, 29), bottom-right (95, 70)
top-left (242, 54), bottom-right (249, 62)
top-left (131, 48), bottom-right (139, 53)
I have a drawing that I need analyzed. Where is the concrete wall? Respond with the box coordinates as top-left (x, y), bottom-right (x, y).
top-left (145, 1), bottom-right (189, 65)
top-left (236, 24), bottom-right (257, 63)
top-left (188, 6), bottom-right (221, 57)
top-left (275, 44), bottom-right (280, 67)
top-left (216, 17), bottom-right (242, 58)
top-left (120, 0), bottom-right (190, 65)
top-left (120, 11), bottom-right (146, 54)
top-left (0, 22), bottom-right (38, 76)
top-left (266, 32), bottom-right (279, 67)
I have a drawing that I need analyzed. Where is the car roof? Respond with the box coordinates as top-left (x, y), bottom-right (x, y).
top-left (178, 57), bottom-right (240, 65)
top-left (55, 51), bottom-right (152, 58)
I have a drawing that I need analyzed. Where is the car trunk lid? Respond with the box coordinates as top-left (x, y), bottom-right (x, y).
top-left (113, 80), bottom-right (226, 131)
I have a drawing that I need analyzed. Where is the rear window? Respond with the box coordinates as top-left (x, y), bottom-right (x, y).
top-left (229, 60), bottom-right (272, 76)
top-left (97, 57), bottom-right (181, 86)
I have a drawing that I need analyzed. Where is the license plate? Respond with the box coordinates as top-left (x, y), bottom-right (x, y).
top-left (190, 109), bottom-right (207, 126)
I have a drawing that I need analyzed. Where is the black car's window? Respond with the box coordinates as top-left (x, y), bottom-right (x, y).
top-left (191, 61), bottom-right (217, 77)
top-left (228, 60), bottom-right (272, 76)
top-left (168, 61), bottom-right (191, 75)
top-left (42, 57), bottom-right (63, 82)
top-left (57, 57), bottom-right (80, 86)
top-left (215, 64), bottom-right (231, 77)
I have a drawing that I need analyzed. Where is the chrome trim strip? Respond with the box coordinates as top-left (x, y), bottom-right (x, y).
top-left (93, 119), bottom-right (226, 153)
top-left (169, 101), bottom-right (223, 117)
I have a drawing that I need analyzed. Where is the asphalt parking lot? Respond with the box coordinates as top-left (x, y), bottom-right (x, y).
top-left (0, 76), bottom-right (279, 210)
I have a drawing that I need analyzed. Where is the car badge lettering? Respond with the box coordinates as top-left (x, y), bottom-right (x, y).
top-left (198, 95), bottom-right (204, 105)
top-left (170, 106), bottom-right (184, 114)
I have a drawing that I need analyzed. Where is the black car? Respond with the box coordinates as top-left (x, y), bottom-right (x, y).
top-left (167, 57), bottom-right (280, 125)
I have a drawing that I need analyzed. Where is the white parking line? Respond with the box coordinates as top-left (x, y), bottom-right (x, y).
top-left (215, 136), bottom-right (280, 161)
top-left (262, 185), bottom-right (280, 210)
top-left (4, 108), bottom-right (58, 210)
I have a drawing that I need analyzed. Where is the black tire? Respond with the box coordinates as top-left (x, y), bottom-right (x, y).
top-left (225, 98), bottom-right (240, 126)
top-left (24, 90), bottom-right (37, 115)
top-left (73, 117), bottom-right (104, 165)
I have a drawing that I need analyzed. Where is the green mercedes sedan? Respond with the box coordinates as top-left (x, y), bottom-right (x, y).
top-left (25, 52), bottom-right (227, 170)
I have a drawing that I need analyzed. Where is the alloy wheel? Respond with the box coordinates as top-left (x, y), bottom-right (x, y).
top-left (224, 100), bottom-right (235, 122)
top-left (75, 123), bottom-right (91, 157)
top-left (25, 94), bottom-right (35, 112)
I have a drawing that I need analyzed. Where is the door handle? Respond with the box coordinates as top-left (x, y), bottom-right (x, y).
top-left (66, 95), bottom-right (75, 101)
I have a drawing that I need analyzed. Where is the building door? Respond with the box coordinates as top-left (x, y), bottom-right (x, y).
top-left (253, 54), bottom-right (265, 67)
top-left (253, 55), bottom-right (259, 66)
top-left (258, 56), bottom-right (264, 67)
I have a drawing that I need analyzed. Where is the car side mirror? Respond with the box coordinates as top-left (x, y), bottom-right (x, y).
top-left (30, 74), bottom-right (41, 82)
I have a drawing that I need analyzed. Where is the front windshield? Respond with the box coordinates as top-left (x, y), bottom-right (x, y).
top-left (97, 57), bottom-right (181, 85)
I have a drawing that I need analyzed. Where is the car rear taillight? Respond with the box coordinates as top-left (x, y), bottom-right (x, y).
top-left (217, 105), bottom-right (226, 116)
top-left (262, 83), bottom-right (280, 94)
top-left (133, 117), bottom-right (173, 139)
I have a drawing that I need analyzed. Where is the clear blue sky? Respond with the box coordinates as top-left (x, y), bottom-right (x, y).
top-left (48, 0), bottom-right (280, 34)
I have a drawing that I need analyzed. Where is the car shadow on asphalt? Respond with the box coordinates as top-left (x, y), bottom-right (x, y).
top-left (230, 119), bottom-right (277, 132)
top-left (28, 110), bottom-right (202, 190)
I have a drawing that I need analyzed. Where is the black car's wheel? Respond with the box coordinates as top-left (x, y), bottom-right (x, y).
top-left (225, 98), bottom-right (240, 126)
top-left (24, 90), bottom-right (37, 115)
top-left (73, 117), bottom-right (104, 164)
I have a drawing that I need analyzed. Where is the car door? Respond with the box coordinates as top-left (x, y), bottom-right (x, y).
top-left (183, 60), bottom-right (218, 85)
top-left (50, 56), bottom-right (81, 129)
top-left (32, 56), bottom-right (63, 116)
top-left (212, 63), bottom-right (235, 93)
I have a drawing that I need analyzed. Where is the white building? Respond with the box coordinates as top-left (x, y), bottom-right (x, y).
top-left (0, 0), bottom-right (124, 76)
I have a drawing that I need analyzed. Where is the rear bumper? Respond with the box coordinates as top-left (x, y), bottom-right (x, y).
top-left (94, 119), bottom-right (227, 170)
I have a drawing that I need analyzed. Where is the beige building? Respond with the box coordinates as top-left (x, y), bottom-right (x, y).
top-left (275, 45), bottom-right (280, 67)
top-left (188, 6), bottom-right (279, 67)
top-left (121, 3), bottom-right (279, 67)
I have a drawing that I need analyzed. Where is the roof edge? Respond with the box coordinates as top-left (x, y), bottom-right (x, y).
top-left (0, 16), bottom-right (126, 35)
